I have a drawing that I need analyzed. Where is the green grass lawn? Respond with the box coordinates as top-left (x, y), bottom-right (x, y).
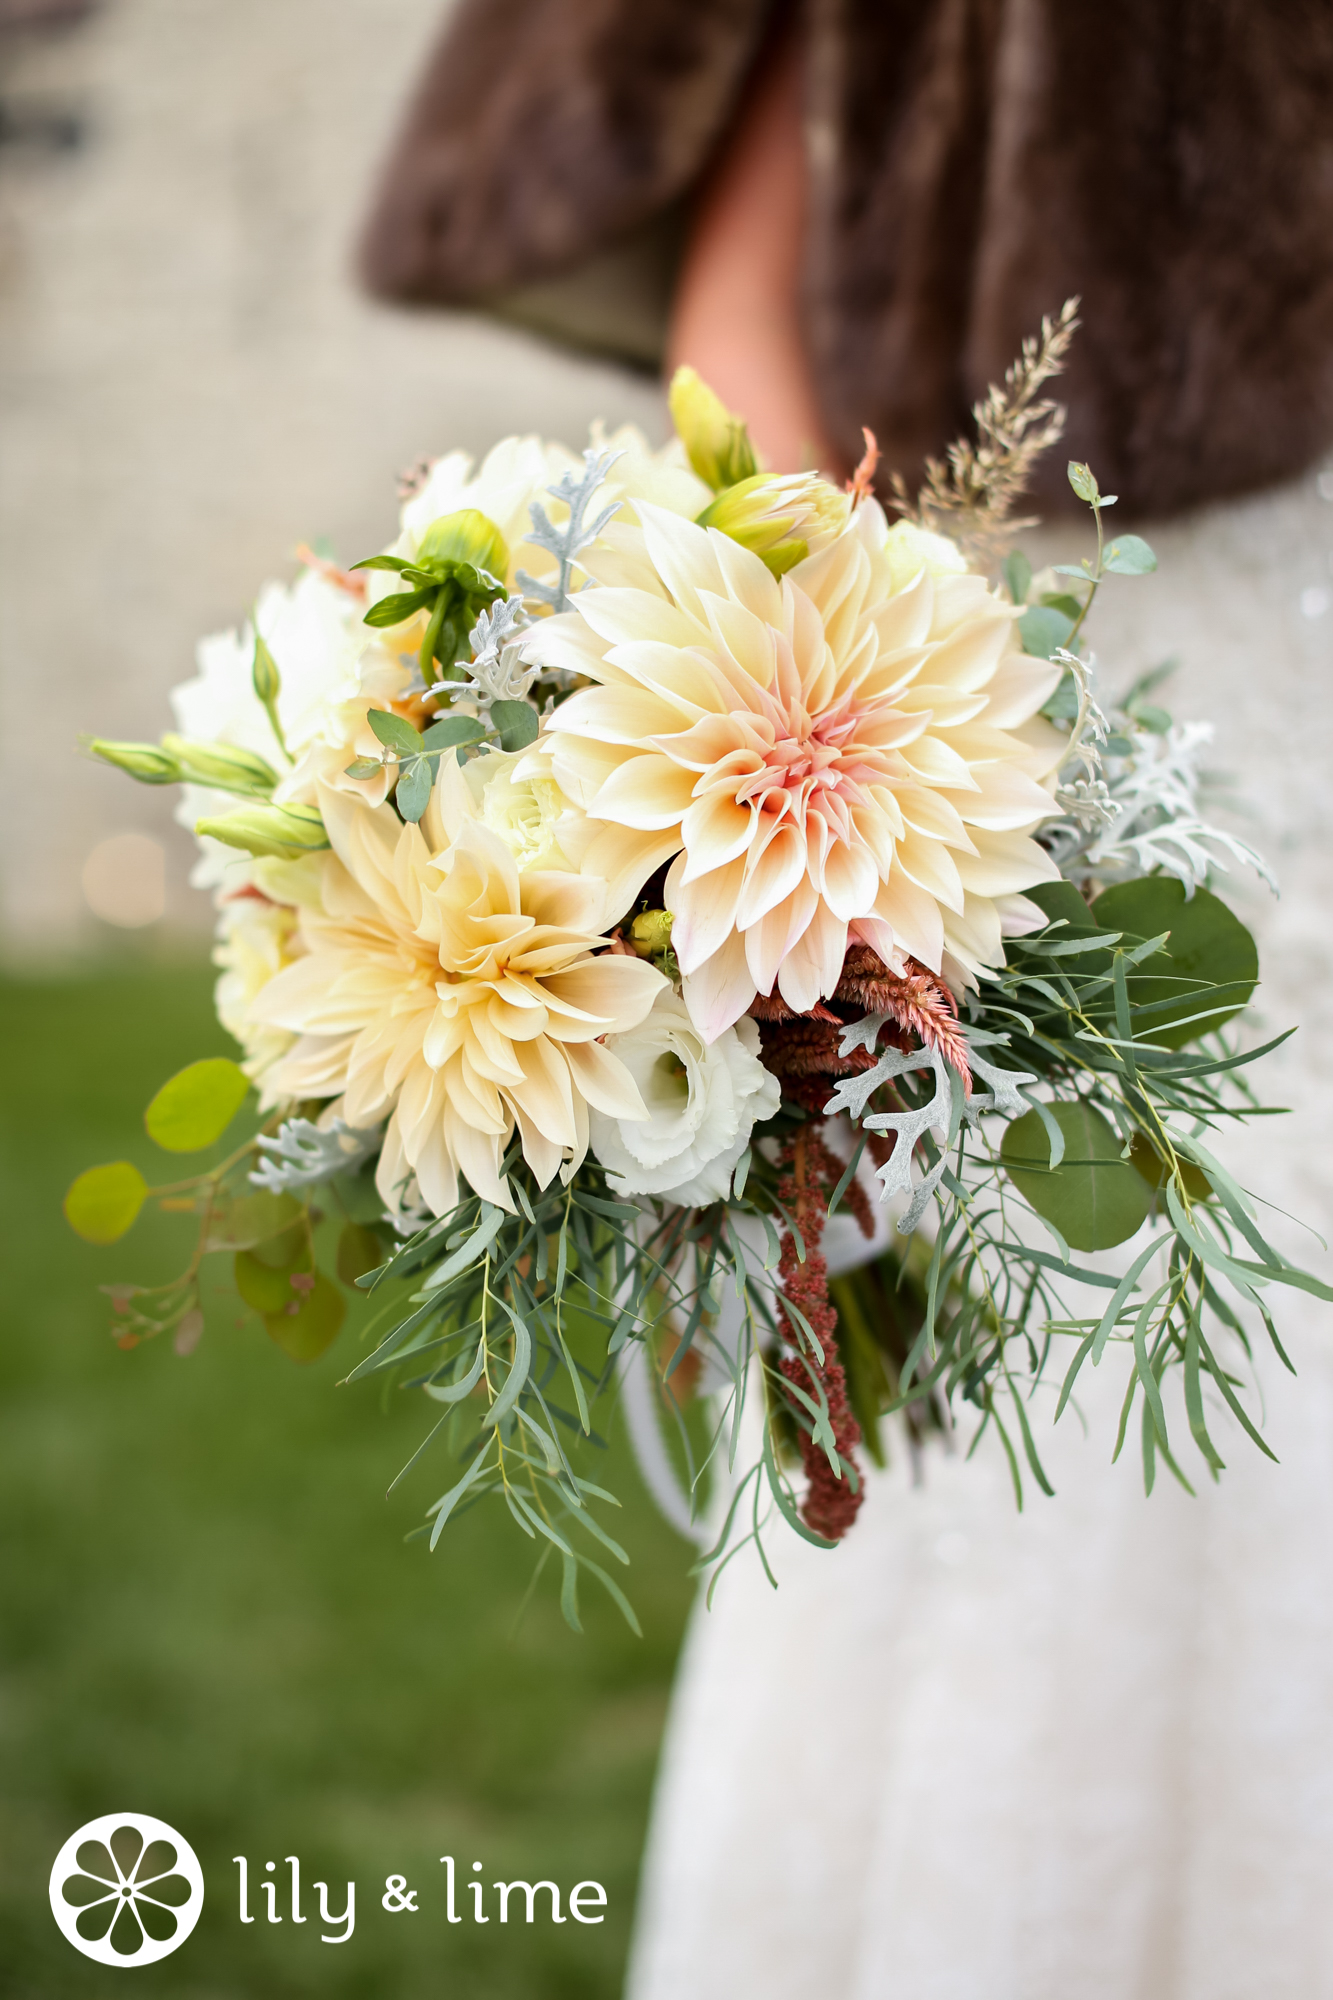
top-left (0, 958), bottom-right (695, 1996)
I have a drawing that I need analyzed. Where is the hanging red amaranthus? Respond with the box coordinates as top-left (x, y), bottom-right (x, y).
top-left (776, 1131), bottom-right (867, 1540)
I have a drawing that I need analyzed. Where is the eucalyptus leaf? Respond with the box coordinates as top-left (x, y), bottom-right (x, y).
top-left (1024, 880), bottom-right (1099, 931)
top-left (1067, 460), bottom-right (1100, 504)
top-left (421, 715), bottom-right (487, 749)
top-left (1002, 550), bottom-right (1032, 606)
top-left (1103, 533), bottom-right (1157, 575)
top-left (395, 755), bottom-right (434, 823)
top-left (207, 1189), bottom-right (301, 1253)
top-left (1091, 879), bottom-right (1257, 1048)
top-left (64, 1161), bottom-right (149, 1245)
top-left (263, 1269), bottom-right (346, 1363)
top-left (490, 699), bottom-right (539, 751)
top-left (144, 1058), bottom-right (249, 1153)
top-left (1128, 1132), bottom-right (1211, 1200)
top-left (235, 1248), bottom-right (308, 1315)
top-left (336, 1221), bottom-right (386, 1286)
top-left (1019, 604), bottom-right (1074, 659)
top-left (367, 708), bottom-right (423, 757)
top-left (343, 757), bottom-right (384, 780)
top-left (246, 1219), bottom-right (307, 1272)
top-left (1001, 1100), bottom-right (1152, 1250)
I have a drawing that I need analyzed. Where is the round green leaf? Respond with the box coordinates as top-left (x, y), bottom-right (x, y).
top-left (264, 1270), bottom-right (346, 1363)
top-left (1127, 1132), bottom-right (1211, 1201)
top-left (336, 1221), bottom-right (386, 1287)
top-left (490, 700), bottom-right (539, 752)
top-left (64, 1162), bottom-right (149, 1245)
top-left (248, 1218), bottom-right (308, 1271)
top-left (206, 1190), bottom-right (302, 1253)
top-left (1019, 604), bottom-right (1074, 659)
top-left (1102, 532), bottom-right (1157, 575)
top-left (367, 706), bottom-right (424, 756)
top-left (234, 1249), bottom-right (307, 1315)
top-left (1001, 1101), bottom-right (1152, 1251)
top-left (395, 755), bottom-right (433, 823)
top-left (144, 1059), bottom-right (249, 1152)
top-left (1092, 878), bottom-right (1257, 1048)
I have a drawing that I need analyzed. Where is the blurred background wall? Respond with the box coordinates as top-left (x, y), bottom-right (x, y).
top-left (0, 0), bottom-right (668, 951)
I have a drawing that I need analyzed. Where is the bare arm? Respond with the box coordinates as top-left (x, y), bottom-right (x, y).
top-left (667, 21), bottom-right (842, 478)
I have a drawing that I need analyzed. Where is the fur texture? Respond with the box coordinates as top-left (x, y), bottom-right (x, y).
top-left (361, 0), bottom-right (774, 300)
top-left (362, 0), bottom-right (1333, 518)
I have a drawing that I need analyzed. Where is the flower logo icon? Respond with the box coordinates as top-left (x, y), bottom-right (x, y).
top-left (49, 1812), bottom-right (204, 1965)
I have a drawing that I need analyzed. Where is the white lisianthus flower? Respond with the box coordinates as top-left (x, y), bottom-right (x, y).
top-left (397, 425), bottom-right (711, 596)
top-left (589, 990), bottom-right (780, 1206)
top-left (877, 517), bottom-right (971, 593)
top-left (213, 892), bottom-right (300, 1082)
top-left (211, 853), bottom-right (325, 1085)
top-left (172, 564), bottom-right (408, 887)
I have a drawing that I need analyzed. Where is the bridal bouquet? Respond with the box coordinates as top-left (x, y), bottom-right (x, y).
top-left (68, 307), bottom-right (1330, 1624)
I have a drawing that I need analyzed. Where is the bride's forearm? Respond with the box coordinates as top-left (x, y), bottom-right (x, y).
top-left (666, 20), bottom-right (843, 480)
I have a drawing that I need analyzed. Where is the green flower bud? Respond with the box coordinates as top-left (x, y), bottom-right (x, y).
top-left (695, 472), bottom-right (852, 577)
top-left (252, 631), bottom-right (281, 705)
top-left (415, 508), bottom-right (509, 583)
top-left (629, 908), bottom-right (674, 959)
top-left (87, 738), bottom-right (182, 785)
top-left (160, 734), bottom-right (278, 795)
top-left (195, 801), bottom-right (329, 860)
top-left (668, 367), bottom-right (759, 492)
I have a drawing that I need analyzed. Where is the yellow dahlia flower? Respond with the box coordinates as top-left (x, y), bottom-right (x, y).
top-left (526, 498), bottom-right (1063, 1039)
top-left (248, 780), bottom-right (664, 1215)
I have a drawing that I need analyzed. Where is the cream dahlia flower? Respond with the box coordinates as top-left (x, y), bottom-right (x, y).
top-left (247, 780), bottom-right (664, 1216)
top-left (526, 497), bottom-right (1064, 1039)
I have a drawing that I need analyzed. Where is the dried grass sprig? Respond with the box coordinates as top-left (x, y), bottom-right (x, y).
top-left (892, 297), bottom-right (1081, 557)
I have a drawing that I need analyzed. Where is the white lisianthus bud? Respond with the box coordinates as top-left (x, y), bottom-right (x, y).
top-left (194, 800), bottom-right (329, 859)
top-left (589, 990), bottom-right (780, 1207)
top-left (87, 738), bottom-right (182, 785)
top-left (160, 734), bottom-right (278, 795)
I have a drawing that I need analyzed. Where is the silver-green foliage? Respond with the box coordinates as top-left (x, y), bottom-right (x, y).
top-left (851, 876), bottom-right (1331, 1510)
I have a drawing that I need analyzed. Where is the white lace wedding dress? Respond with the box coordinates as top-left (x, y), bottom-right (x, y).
top-left (627, 465), bottom-right (1333, 2000)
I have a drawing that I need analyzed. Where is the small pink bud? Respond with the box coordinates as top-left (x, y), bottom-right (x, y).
top-left (174, 1310), bottom-right (204, 1357)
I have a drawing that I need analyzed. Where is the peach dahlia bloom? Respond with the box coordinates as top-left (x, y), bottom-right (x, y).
top-left (525, 500), bottom-right (1064, 1040)
top-left (248, 778), bottom-right (664, 1215)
